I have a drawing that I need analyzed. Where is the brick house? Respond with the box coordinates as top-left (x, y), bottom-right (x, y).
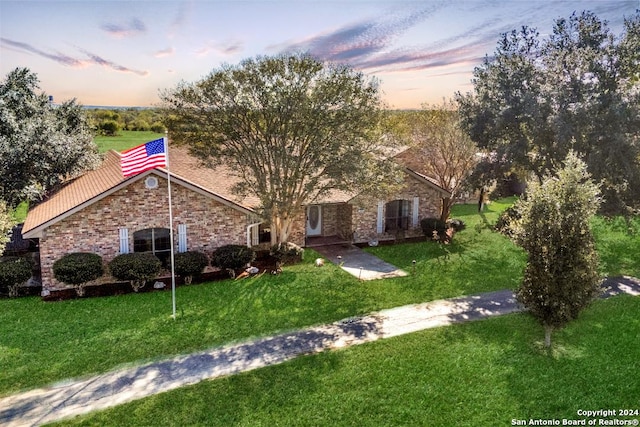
top-left (22, 145), bottom-right (450, 294)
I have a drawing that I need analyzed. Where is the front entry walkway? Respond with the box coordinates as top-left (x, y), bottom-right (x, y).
top-left (313, 243), bottom-right (408, 280)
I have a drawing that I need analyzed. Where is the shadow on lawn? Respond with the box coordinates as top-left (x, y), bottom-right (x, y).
top-left (0, 316), bottom-right (384, 426)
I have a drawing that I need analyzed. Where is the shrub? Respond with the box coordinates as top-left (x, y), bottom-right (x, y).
top-left (109, 253), bottom-right (161, 292)
top-left (211, 245), bottom-right (256, 278)
top-left (420, 217), bottom-right (448, 241)
top-left (174, 251), bottom-right (208, 284)
top-left (495, 205), bottom-right (521, 238)
top-left (270, 242), bottom-right (304, 267)
top-left (150, 122), bottom-right (165, 133)
top-left (0, 257), bottom-right (32, 297)
top-left (53, 252), bottom-right (104, 297)
top-left (98, 120), bottom-right (120, 136)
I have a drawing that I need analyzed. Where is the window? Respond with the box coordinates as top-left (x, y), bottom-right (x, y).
top-left (385, 200), bottom-right (410, 232)
top-left (133, 228), bottom-right (171, 265)
top-left (144, 176), bottom-right (158, 189)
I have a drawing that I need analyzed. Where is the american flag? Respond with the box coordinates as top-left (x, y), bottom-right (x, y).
top-left (121, 138), bottom-right (167, 177)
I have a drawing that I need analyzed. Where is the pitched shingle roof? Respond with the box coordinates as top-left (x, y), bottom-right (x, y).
top-left (23, 150), bottom-right (124, 237)
top-left (22, 146), bottom-right (259, 238)
top-left (22, 143), bottom-right (449, 238)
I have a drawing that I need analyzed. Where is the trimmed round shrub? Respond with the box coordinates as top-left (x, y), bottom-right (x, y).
top-left (211, 245), bottom-right (256, 277)
top-left (53, 252), bottom-right (104, 296)
top-left (0, 257), bottom-right (32, 297)
top-left (109, 253), bottom-right (161, 292)
top-left (174, 251), bottom-right (208, 284)
top-left (270, 242), bottom-right (304, 267)
top-left (420, 217), bottom-right (448, 240)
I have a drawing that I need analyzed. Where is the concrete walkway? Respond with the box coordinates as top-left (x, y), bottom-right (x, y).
top-left (1, 276), bottom-right (639, 427)
top-left (313, 243), bottom-right (408, 280)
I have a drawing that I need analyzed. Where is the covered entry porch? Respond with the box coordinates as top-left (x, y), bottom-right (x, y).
top-left (304, 203), bottom-right (353, 247)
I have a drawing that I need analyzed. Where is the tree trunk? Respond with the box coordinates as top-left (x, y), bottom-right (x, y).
top-left (478, 187), bottom-right (486, 212)
top-left (270, 212), bottom-right (292, 246)
top-left (544, 325), bottom-right (553, 348)
top-left (440, 197), bottom-right (453, 222)
top-left (75, 284), bottom-right (86, 297)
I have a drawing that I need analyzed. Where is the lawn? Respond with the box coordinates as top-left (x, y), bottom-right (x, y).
top-left (0, 199), bottom-right (523, 396)
top-left (591, 215), bottom-right (640, 277)
top-left (49, 295), bottom-right (640, 427)
top-left (1, 197), bottom-right (638, 404)
top-left (93, 131), bottom-right (165, 152)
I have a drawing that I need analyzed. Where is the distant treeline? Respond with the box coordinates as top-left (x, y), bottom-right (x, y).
top-left (86, 108), bottom-right (165, 136)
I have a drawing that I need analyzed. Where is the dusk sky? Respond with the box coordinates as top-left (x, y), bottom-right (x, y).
top-left (1, 0), bottom-right (637, 109)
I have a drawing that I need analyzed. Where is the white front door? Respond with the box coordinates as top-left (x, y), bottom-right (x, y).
top-left (306, 205), bottom-right (322, 236)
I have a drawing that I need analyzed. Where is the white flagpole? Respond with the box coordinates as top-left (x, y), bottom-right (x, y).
top-left (164, 134), bottom-right (177, 319)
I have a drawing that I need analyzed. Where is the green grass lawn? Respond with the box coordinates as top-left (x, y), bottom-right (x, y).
top-left (49, 295), bottom-right (640, 427)
top-left (10, 201), bottom-right (29, 223)
top-left (1, 198), bottom-right (638, 399)
top-left (94, 131), bottom-right (165, 152)
top-left (0, 199), bottom-right (523, 396)
top-left (592, 215), bottom-right (640, 277)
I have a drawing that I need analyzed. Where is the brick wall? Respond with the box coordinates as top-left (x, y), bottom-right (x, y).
top-left (350, 174), bottom-right (442, 244)
top-left (322, 204), bottom-right (338, 236)
top-left (39, 175), bottom-right (253, 291)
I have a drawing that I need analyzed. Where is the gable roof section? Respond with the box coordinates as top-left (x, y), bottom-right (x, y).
top-left (22, 147), bottom-right (258, 239)
top-left (23, 150), bottom-right (124, 238)
top-left (404, 168), bottom-right (452, 198)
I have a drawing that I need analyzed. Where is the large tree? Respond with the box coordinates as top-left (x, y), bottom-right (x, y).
top-left (512, 152), bottom-right (602, 349)
top-left (457, 11), bottom-right (640, 214)
top-left (0, 68), bottom-right (100, 208)
top-left (162, 54), bottom-right (397, 245)
top-left (396, 100), bottom-right (478, 221)
top-left (0, 201), bottom-right (13, 255)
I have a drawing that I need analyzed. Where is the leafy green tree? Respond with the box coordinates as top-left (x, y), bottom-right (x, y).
top-left (162, 53), bottom-right (398, 245)
top-left (457, 11), bottom-right (640, 214)
top-left (0, 68), bottom-right (100, 208)
top-left (98, 119), bottom-right (121, 136)
top-left (396, 100), bottom-right (478, 221)
top-left (511, 152), bottom-right (602, 349)
top-left (0, 201), bottom-right (13, 255)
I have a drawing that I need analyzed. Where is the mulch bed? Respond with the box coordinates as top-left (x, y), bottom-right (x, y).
top-left (36, 250), bottom-right (296, 302)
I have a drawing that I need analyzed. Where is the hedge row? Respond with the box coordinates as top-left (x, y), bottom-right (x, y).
top-left (2, 243), bottom-right (308, 298)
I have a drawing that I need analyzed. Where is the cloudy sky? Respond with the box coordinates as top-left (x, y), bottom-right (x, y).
top-left (1, 0), bottom-right (637, 109)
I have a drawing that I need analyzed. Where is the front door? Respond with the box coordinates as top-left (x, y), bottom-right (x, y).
top-left (306, 205), bottom-right (322, 236)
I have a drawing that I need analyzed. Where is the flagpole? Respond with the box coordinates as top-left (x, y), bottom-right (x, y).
top-left (164, 134), bottom-right (177, 319)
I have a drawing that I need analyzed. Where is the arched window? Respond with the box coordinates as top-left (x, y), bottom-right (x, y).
top-left (385, 200), bottom-right (410, 231)
top-left (133, 228), bottom-right (171, 265)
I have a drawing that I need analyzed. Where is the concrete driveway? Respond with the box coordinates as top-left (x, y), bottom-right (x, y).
top-left (313, 243), bottom-right (408, 280)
